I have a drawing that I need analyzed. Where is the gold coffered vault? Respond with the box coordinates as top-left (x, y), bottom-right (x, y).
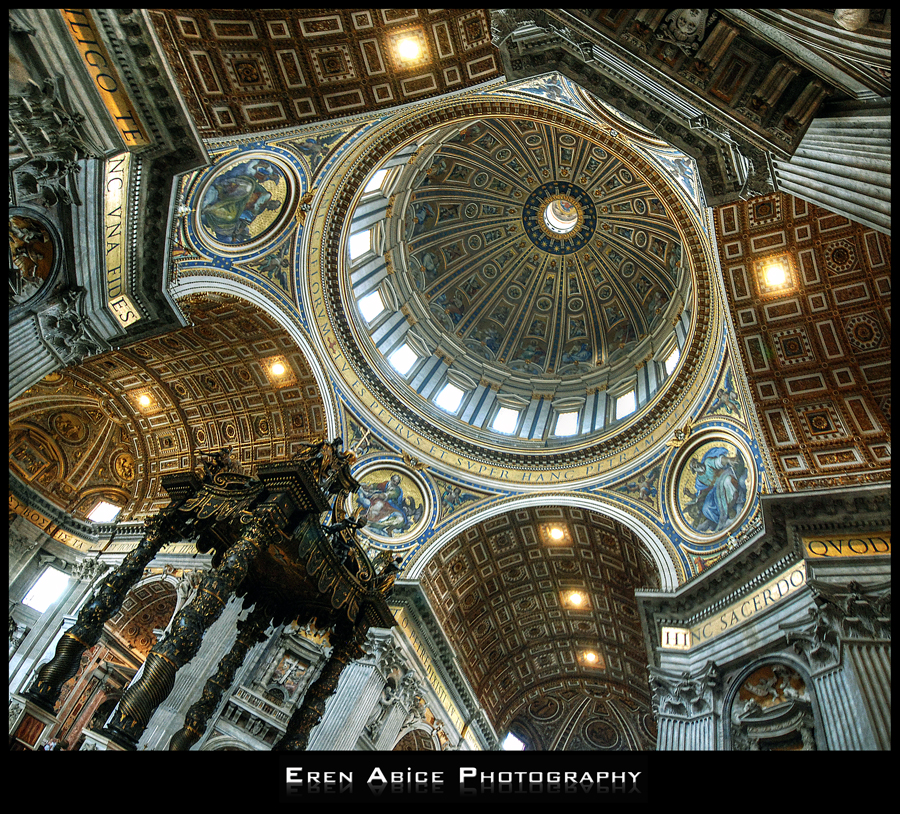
top-left (9, 9), bottom-right (890, 763)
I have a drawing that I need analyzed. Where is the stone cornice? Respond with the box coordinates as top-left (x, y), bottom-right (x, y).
top-left (636, 485), bottom-right (891, 623)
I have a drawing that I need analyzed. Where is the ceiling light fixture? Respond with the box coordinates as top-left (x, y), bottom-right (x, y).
top-left (583, 651), bottom-right (598, 664)
top-left (763, 261), bottom-right (787, 287)
top-left (549, 527), bottom-right (565, 541)
top-left (396, 36), bottom-right (421, 62)
top-left (271, 362), bottom-right (286, 376)
top-left (569, 591), bottom-right (584, 606)
top-left (138, 394), bottom-right (151, 407)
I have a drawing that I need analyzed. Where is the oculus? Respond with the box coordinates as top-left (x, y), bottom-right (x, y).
top-left (522, 181), bottom-right (596, 255)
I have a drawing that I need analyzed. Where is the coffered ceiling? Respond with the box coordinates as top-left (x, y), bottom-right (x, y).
top-left (149, 9), bottom-right (502, 137)
top-left (9, 294), bottom-right (325, 522)
top-left (420, 505), bottom-right (659, 745)
top-left (714, 192), bottom-right (891, 491)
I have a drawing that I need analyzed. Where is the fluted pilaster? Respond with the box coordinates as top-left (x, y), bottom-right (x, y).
top-left (773, 100), bottom-right (890, 235)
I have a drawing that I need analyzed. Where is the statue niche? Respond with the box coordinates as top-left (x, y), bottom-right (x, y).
top-left (729, 662), bottom-right (817, 750)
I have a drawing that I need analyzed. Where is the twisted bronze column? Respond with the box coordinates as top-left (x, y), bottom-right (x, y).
top-left (105, 510), bottom-right (275, 748)
top-left (25, 511), bottom-right (184, 711)
top-left (168, 602), bottom-right (272, 751)
top-left (273, 622), bottom-right (367, 751)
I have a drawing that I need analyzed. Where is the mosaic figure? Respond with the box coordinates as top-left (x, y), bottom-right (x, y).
top-left (406, 200), bottom-right (435, 238)
top-left (354, 470), bottom-right (425, 538)
top-left (708, 368), bottom-right (743, 417)
top-left (679, 443), bottom-right (748, 534)
top-left (200, 158), bottom-right (285, 244)
top-left (439, 483), bottom-right (480, 517)
top-left (619, 465), bottom-right (660, 505)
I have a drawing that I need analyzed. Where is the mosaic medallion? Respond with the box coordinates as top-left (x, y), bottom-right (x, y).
top-left (522, 181), bottom-right (597, 255)
top-left (670, 434), bottom-right (755, 541)
top-left (351, 465), bottom-right (430, 544)
top-left (195, 152), bottom-right (298, 251)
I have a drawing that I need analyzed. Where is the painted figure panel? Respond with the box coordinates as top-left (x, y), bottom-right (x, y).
top-left (353, 468), bottom-right (426, 539)
top-left (200, 158), bottom-right (288, 245)
top-left (676, 440), bottom-right (749, 535)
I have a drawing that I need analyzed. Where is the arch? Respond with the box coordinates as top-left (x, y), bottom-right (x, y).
top-left (200, 734), bottom-right (254, 751)
top-left (407, 490), bottom-right (680, 590)
top-left (105, 575), bottom-right (179, 659)
top-left (392, 725), bottom-right (441, 752)
top-left (416, 502), bottom-right (666, 739)
top-left (169, 273), bottom-right (340, 440)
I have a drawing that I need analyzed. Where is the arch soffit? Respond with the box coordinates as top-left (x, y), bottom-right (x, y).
top-left (392, 723), bottom-right (441, 751)
top-left (200, 735), bottom-right (254, 752)
top-left (169, 273), bottom-right (340, 439)
top-left (405, 490), bottom-right (681, 590)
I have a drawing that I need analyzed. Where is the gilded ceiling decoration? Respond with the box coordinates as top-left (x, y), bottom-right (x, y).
top-left (505, 684), bottom-right (657, 750)
top-left (420, 506), bottom-right (659, 736)
top-left (9, 295), bottom-right (325, 522)
top-left (149, 9), bottom-right (501, 135)
top-left (106, 581), bottom-right (178, 659)
top-left (388, 118), bottom-right (685, 385)
top-left (304, 80), bottom-right (724, 488)
top-left (714, 192), bottom-right (891, 491)
top-left (161, 74), bottom-right (762, 584)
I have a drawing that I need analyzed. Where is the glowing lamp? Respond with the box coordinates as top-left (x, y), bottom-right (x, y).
top-left (396, 37), bottom-right (421, 61)
top-left (764, 262), bottom-right (787, 287)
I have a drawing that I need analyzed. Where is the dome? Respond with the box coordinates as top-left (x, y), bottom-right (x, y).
top-left (312, 90), bottom-right (712, 486)
top-left (393, 118), bottom-right (685, 385)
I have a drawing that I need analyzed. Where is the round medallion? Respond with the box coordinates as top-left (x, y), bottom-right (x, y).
top-left (51, 412), bottom-right (88, 444)
top-left (669, 433), bottom-right (755, 542)
top-left (9, 212), bottom-right (58, 308)
top-left (114, 452), bottom-right (136, 482)
top-left (522, 182), bottom-right (597, 255)
top-left (585, 719), bottom-right (620, 749)
top-left (351, 465), bottom-right (430, 544)
top-left (194, 152), bottom-right (298, 251)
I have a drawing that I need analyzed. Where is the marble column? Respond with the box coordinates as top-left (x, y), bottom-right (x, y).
top-left (105, 510), bottom-right (274, 748)
top-left (842, 641), bottom-right (890, 750)
top-left (650, 661), bottom-right (720, 750)
top-left (169, 602), bottom-right (272, 750)
top-left (772, 98), bottom-right (890, 235)
top-left (781, 579), bottom-right (891, 750)
top-left (299, 628), bottom-right (399, 751)
top-left (373, 672), bottom-right (424, 750)
top-left (24, 511), bottom-right (182, 710)
top-left (656, 712), bottom-right (718, 750)
top-left (275, 623), bottom-right (369, 751)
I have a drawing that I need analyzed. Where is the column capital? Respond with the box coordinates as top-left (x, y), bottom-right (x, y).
top-left (649, 660), bottom-right (720, 718)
